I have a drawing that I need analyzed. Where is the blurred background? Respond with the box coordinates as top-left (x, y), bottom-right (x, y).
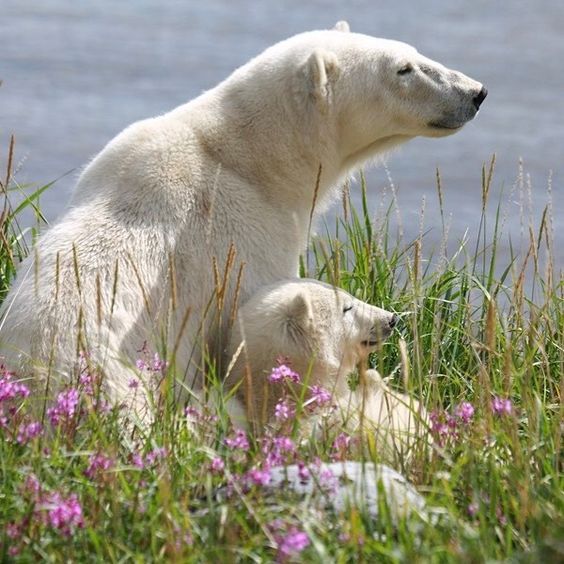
top-left (1, 0), bottom-right (562, 264)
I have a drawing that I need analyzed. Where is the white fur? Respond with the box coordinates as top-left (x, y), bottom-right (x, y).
top-left (225, 278), bottom-right (428, 460)
top-left (0, 23), bottom-right (484, 413)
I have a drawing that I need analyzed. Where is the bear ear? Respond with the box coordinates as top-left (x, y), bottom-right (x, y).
top-left (284, 292), bottom-right (313, 343)
top-left (286, 292), bottom-right (312, 325)
top-left (303, 48), bottom-right (341, 108)
top-left (333, 20), bottom-right (350, 33)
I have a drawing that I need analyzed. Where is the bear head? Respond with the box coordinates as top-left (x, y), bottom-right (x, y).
top-left (227, 279), bottom-right (397, 403)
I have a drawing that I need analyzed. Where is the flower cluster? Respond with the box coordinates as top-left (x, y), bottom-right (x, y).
top-left (84, 452), bottom-right (115, 480)
top-left (37, 492), bottom-right (84, 536)
top-left (131, 446), bottom-right (168, 469)
top-left (430, 401), bottom-right (476, 446)
top-left (0, 368), bottom-right (30, 403)
top-left (268, 363), bottom-right (301, 384)
top-left (135, 342), bottom-right (168, 373)
top-left (225, 428), bottom-right (250, 451)
top-left (269, 520), bottom-right (310, 562)
top-left (491, 396), bottom-right (512, 416)
top-left (47, 388), bottom-right (80, 426)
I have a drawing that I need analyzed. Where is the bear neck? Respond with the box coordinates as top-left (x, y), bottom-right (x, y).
top-left (185, 82), bottom-right (345, 212)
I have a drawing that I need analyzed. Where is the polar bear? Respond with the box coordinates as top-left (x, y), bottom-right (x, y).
top-left (0, 22), bottom-right (485, 412)
top-left (225, 279), bottom-right (429, 461)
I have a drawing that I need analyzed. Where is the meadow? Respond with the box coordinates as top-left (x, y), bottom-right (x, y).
top-left (0, 138), bottom-right (562, 562)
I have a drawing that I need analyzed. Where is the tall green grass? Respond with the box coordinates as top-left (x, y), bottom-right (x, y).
top-left (0, 143), bottom-right (562, 561)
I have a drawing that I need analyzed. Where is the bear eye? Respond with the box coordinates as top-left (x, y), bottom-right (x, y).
top-left (397, 64), bottom-right (413, 76)
top-left (343, 305), bottom-right (353, 313)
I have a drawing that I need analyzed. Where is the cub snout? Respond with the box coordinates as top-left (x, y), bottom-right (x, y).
top-left (363, 311), bottom-right (398, 347)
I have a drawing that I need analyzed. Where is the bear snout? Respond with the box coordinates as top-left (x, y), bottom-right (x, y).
top-left (473, 86), bottom-right (488, 110)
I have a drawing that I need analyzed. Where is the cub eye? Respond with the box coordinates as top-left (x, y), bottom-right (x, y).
top-left (397, 64), bottom-right (413, 75)
top-left (343, 305), bottom-right (353, 313)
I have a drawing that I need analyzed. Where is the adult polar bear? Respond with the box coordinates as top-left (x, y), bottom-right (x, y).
top-left (0, 22), bottom-right (486, 412)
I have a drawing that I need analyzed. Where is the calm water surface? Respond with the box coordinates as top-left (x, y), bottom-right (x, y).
top-left (1, 0), bottom-right (563, 265)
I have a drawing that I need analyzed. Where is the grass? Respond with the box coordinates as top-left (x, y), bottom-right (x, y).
top-left (0, 140), bottom-right (562, 562)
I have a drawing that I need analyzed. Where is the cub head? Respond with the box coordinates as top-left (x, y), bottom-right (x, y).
top-left (228, 279), bottom-right (397, 391)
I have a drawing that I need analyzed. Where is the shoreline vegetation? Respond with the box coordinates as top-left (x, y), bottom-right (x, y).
top-left (0, 139), bottom-right (562, 561)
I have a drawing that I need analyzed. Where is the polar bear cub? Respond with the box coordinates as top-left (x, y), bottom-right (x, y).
top-left (225, 279), bottom-right (429, 459)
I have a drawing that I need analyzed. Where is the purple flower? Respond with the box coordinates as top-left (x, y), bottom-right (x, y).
top-left (247, 467), bottom-right (271, 487)
top-left (308, 385), bottom-right (332, 407)
top-left (492, 396), bottom-right (512, 416)
top-left (47, 388), bottom-right (80, 426)
top-left (274, 399), bottom-right (295, 421)
top-left (135, 359), bottom-right (147, 371)
top-left (150, 353), bottom-right (167, 372)
top-left (331, 432), bottom-right (352, 460)
top-left (38, 492), bottom-right (84, 536)
top-left (145, 447), bottom-right (167, 465)
top-left (16, 421), bottom-right (43, 444)
top-left (277, 527), bottom-right (310, 560)
top-left (262, 435), bottom-right (296, 467)
top-left (24, 474), bottom-right (41, 496)
top-left (225, 428), bottom-right (250, 451)
top-left (128, 378), bottom-right (139, 389)
top-left (297, 462), bottom-right (310, 482)
top-left (131, 452), bottom-right (145, 469)
top-left (84, 453), bottom-right (114, 479)
top-left (454, 402), bottom-right (474, 424)
top-left (0, 372), bottom-right (30, 403)
top-left (468, 502), bottom-right (479, 517)
top-left (185, 406), bottom-right (202, 419)
top-left (268, 364), bottom-right (301, 384)
top-left (6, 522), bottom-right (20, 539)
top-left (318, 466), bottom-right (338, 494)
top-left (210, 457), bottom-right (225, 473)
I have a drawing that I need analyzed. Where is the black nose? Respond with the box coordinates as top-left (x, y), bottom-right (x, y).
top-left (473, 87), bottom-right (488, 110)
top-left (389, 314), bottom-right (399, 329)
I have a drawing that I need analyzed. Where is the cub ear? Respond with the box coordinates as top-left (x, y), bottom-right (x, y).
top-left (333, 20), bottom-right (350, 33)
top-left (303, 48), bottom-right (341, 108)
top-left (284, 292), bottom-right (313, 343)
top-left (286, 292), bottom-right (312, 325)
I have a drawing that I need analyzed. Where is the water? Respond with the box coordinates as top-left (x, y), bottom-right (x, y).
top-left (2, 0), bottom-right (563, 267)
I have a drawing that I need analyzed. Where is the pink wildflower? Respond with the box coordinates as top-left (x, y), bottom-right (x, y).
top-left (132, 452), bottom-right (145, 469)
top-left (225, 428), bottom-right (250, 451)
top-left (262, 435), bottom-right (296, 466)
top-left (145, 446), bottom-right (167, 465)
top-left (454, 402), bottom-right (475, 424)
top-left (24, 474), bottom-right (41, 495)
top-left (150, 352), bottom-right (167, 372)
top-left (210, 457), bottom-right (225, 473)
top-left (0, 372), bottom-right (30, 403)
top-left (16, 421), bottom-right (43, 444)
top-left (185, 406), bottom-right (201, 419)
top-left (247, 467), bottom-right (272, 487)
top-left (318, 466), bottom-right (338, 493)
top-left (274, 399), bottom-right (295, 421)
top-left (277, 527), bottom-right (310, 560)
top-left (297, 462), bottom-right (310, 482)
top-left (84, 453), bottom-right (115, 479)
top-left (308, 385), bottom-right (332, 407)
top-left (331, 432), bottom-right (352, 460)
top-left (492, 396), bottom-right (512, 416)
top-left (47, 388), bottom-right (80, 426)
top-left (268, 364), bottom-right (301, 384)
top-left (6, 522), bottom-right (20, 539)
top-left (38, 492), bottom-right (84, 536)
top-left (128, 378), bottom-right (139, 389)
